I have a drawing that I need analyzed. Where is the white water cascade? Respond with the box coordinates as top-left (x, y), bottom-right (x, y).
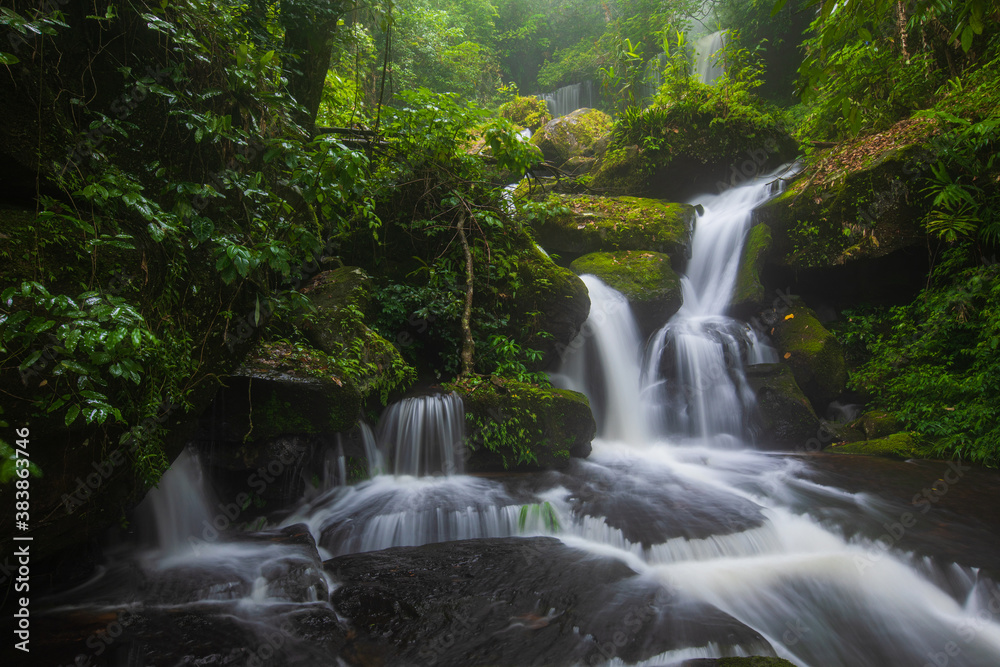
top-left (536, 81), bottom-right (596, 118)
top-left (694, 31), bottom-right (726, 85)
top-left (45, 165), bottom-right (1000, 667)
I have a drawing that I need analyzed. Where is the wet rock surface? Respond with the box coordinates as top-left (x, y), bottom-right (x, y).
top-left (326, 537), bottom-right (771, 666)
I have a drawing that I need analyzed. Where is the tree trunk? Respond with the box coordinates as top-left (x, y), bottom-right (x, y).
top-left (456, 212), bottom-right (476, 377)
top-left (281, 1), bottom-right (345, 130)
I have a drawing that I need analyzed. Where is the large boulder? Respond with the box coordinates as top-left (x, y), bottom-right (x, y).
top-left (751, 118), bottom-right (937, 306)
top-left (589, 95), bottom-right (797, 201)
top-left (525, 193), bottom-right (696, 262)
top-left (206, 371), bottom-right (362, 446)
top-left (512, 245), bottom-right (591, 368)
top-left (746, 363), bottom-right (823, 449)
top-left (770, 302), bottom-right (847, 411)
top-left (753, 126), bottom-right (934, 272)
top-left (531, 107), bottom-right (612, 166)
top-left (570, 250), bottom-right (683, 335)
top-left (326, 537), bottom-right (772, 666)
top-left (498, 95), bottom-right (553, 132)
top-left (849, 410), bottom-right (903, 440)
top-left (299, 267), bottom-right (415, 401)
top-left (730, 223), bottom-right (772, 318)
top-left (450, 378), bottom-right (596, 471)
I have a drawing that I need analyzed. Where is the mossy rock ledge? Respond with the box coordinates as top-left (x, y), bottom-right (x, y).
top-left (745, 364), bottom-right (823, 450)
top-left (299, 266), bottom-right (412, 396)
top-left (826, 432), bottom-right (934, 460)
top-left (531, 107), bottom-right (613, 167)
top-left (206, 372), bottom-right (361, 448)
top-left (512, 245), bottom-right (592, 368)
top-left (770, 302), bottom-right (847, 412)
top-left (752, 142), bottom-right (930, 273)
top-left (527, 194), bottom-right (696, 263)
top-left (570, 250), bottom-right (683, 336)
top-left (450, 378), bottom-right (596, 472)
top-left (730, 223), bottom-right (772, 318)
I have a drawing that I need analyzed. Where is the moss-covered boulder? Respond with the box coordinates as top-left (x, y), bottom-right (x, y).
top-left (849, 410), bottom-right (903, 440)
top-left (499, 95), bottom-right (553, 132)
top-left (771, 302), bottom-right (847, 411)
top-left (745, 364), bottom-right (823, 449)
top-left (730, 223), bottom-right (772, 318)
top-left (299, 267), bottom-right (415, 400)
top-left (752, 119), bottom-right (936, 273)
top-left (451, 378), bottom-right (596, 472)
top-left (826, 432), bottom-right (934, 460)
top-left (526, 193), bottom-right (697, 262)
top-left (207, 372), bottom-right (361, 446)
top-left (531, 108), bottom-right (612, 166)
top-left (512, 245), bottom-right (591, 368)
top-left (589, 95), bottom-right (797, 201)
top-left (570, 251), bottom-right (682, 335)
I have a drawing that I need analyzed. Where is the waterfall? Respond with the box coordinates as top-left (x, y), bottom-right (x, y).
top-left (140, 446), bottom-right (215, 554)
top-left (536, 81), bottom-right (596, 118)
top-left (376, 392), bottom-right (466, 476)
top-left (643, 170), bottom-right (785, 442)
top-left (694, 31), bottom-right (726, 85)
top-left (551, 275), bottom-right (651, 443)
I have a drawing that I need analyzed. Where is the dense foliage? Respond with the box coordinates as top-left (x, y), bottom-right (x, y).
top-left (841, 248), bottom-right (1000, 465)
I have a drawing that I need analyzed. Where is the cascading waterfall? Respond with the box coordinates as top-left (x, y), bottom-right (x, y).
top-left (643, 170), bottom-right (786, 442)
top-left (694, 31), bottom-right (726, 85)
top-left (551, 275), bottom-right (651, 442)
top-left (376, 392), bottom-right (466, 476)
top-left (536, 81), bottom-right (596, 118)
top-left (42, 163), bottom-right (1000, 667)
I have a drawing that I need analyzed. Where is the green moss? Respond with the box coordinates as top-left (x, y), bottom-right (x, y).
top-left (448, 378), bottom-right (596, 472)
top-left (527, 193), bottom-right (695, 257)
top-left (773, 303), bottom-right (847, 409)
top-left (754, 141), bottom-right (931, 270)
top-left (731, 223), bottom-right (772, 312)
top-left (499, 96), bottom-right (553, 131)
top-left (570, 250), bottom-right (678, 300)
top-left (531, 108), bottom-right (612, 165)
top-left (827, 432), bottom-right (934, 459)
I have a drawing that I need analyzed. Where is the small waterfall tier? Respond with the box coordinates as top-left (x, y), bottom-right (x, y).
top-left (376, 392), bottom-right (466, 476)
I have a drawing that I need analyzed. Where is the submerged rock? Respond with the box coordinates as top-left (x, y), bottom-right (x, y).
top-left (327, 537), bottom-right (773, 666)
top-left (526, 193), bottom-right (696, 261)
top-left (570, 250), bottom-right (683, 335)
top-left (451, 378), bottom-right (596, 471)
top-left (770, 302), bottom-right (848, 411)
top-left (745, 363), bottom-right (823, 449)
top-left (531, 107), bottom-right (612, 166)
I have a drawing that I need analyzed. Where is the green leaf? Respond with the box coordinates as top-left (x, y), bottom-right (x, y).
top-left (65, 404), bottom-right (80, 426)
top-left (961, 25), bottom-right (974, 52)
top-left (0, 52), bottom-right (19, 65)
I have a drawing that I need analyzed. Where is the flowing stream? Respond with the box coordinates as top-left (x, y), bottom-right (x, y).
top-left (37, 168), bottom-right (1000, 666)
